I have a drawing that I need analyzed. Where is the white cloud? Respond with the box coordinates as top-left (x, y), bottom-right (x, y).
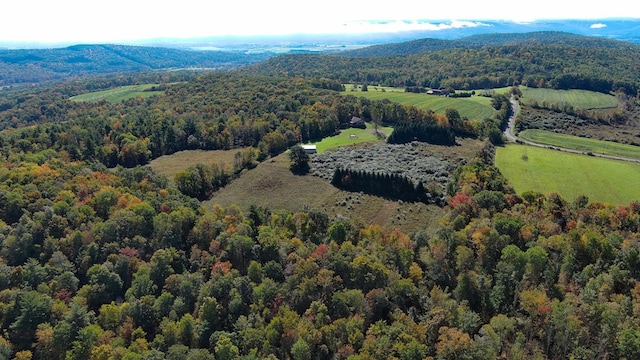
top-left (590, 23), bottom-right (608, 29)
top-left (0, 0), bottom-right (638, 43)
top-left (338, 20), bottom-right (489, 34)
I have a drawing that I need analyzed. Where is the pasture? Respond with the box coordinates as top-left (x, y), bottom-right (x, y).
top-left (520, 87), bottom-right (618, 109)
top-left (311, 123), bottom-right (394, 153)
top-left (518, 129), bottom-right (640, 160)
top-left (496, 144), bottom-right (640, 205)
top-left (342, 85), bottom-right (497, 121)
top-left (70, 84), bottom-right (164, 103)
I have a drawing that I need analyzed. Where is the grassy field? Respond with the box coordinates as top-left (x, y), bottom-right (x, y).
top-left (342, 86), bottom-right (496, 121)
top-left (496, 144), bottom-right (640, 205)
top-left (520, 87), bottom-right (618, 109)
top-left (205, 152), bottom-right (444, 233)
top-left (148, 148), bottom-right (246, 181)
top-left (518, 129), bottom-right (640, 160)
top-left (311, 123), bottom-right (393, 153)
top-left (147, 141), bottom-right (461, 233)
top-left (70, 84), bottom-right (164, 103)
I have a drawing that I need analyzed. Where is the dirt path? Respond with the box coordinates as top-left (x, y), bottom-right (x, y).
top-left (503, 97), bottom-right (640, 163)
top-left (503, 97), bottom-right (518, 143)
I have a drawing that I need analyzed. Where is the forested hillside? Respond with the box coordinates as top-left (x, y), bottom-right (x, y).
top-left (0, 31), bottom-right (640, 359)
top-left (0, 44), bottom-right (270, 85)
top-left (1, 138), bottom-right (640, 359)
top-left (0, 72), bottom-right (489, 169)
top-left (242, 32), bottom-right (640, 94)
top-left (339, 31), bottom-right (629, 57)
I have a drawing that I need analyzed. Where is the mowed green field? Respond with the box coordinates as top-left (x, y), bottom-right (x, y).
top-left (311, 123), bottom-right (394, 153)
top-left (519, 129), bottom-right (640, 160)
top-left (342, 86), bottom-right (496, 121)
top-left (496, 144), bottom-right (640, 205)
top-left (520, 87), bottom-right (618, 109)
top-left (70, 84), bottom-right (164, 103)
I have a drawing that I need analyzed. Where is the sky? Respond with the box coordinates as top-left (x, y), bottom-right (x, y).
top-left (1, 0), bottom-right (639, 44)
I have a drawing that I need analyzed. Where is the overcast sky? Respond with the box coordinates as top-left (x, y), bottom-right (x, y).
top-left (2, 0), bottom-right (638, 44)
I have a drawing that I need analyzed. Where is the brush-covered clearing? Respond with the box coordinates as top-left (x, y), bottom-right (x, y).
top-left (203, 152), bottom-right (445, 233)
top-left (496, 144), bottom-right (640, 204)
top-left (148, 131), bottom-right (484, 233)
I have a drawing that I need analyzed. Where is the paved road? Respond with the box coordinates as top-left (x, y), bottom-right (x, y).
top-left (503, 97), bottom-right (640, 164)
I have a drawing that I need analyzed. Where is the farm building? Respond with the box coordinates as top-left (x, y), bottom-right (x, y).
top-left (427, 88), bottom-right (450, 96)
top-left (349, 116), bottom-right (366, 128)
top-left (301, 144), bottom-right (317, 154)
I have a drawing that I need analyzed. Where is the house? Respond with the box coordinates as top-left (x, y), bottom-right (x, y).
top-left (301, 144), bottom-right (317, 154)
top-left (349, 116), bottom-right (366, 129)
top-left (427, 88), bottom-right (450, 96)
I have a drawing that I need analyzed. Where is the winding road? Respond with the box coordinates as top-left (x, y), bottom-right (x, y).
top-left (502, 97), bottom-right (640, 164)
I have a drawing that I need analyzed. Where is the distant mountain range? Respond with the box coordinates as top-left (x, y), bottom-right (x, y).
top-left (0, 44), bottom-right (270, 86)
top-left (114, 18), bottom-right (640, 51)
top-left (338, 31), bottom-right (637, 57)
top-left (0, 19), bottom-right (638, 87)
top-left (242, 31), bottom-right (640, 95)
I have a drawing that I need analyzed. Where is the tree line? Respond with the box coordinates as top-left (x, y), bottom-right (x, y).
top-left (243, 42), bottom-right (640, 95)
top-left (331, 167), bottom-right (435, 204)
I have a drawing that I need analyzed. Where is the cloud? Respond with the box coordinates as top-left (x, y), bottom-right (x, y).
top-left (590, 23), bottom-right (607, 29)
top-left (340, 20), bottom-right (490, 34)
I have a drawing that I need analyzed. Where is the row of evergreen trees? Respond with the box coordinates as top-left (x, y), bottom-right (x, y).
top-left (387, 121), bottom-right (455, 145)
top-left (331, 167), bottom-right (434, 203)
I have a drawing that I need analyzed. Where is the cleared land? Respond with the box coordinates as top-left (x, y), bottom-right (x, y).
top-left (343, 86), bottom-right (496, 121)
top-left (520, 87), bottom-right (618, 109)
top-left (205, 152), bottom-right (446, 233)
top-left (149, 133), bottom-right (483, 233)
top-left (148, 148), bottom-right (246, 181)
top-left (70, 84), bottom-right (164, 103)
top-left (518, 129), bottom-right (640, 160)
top-left (496, 144), bottom-right (640, 205)
top-left (311, 123), bottom-right (393, 152)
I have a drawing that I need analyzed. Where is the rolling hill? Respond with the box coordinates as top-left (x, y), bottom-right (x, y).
top-left (0, 44), bottom-right (270, 85)
top-left (241, 31), bottom-right (640, 94)
top-left (338, 31), bottom-right (636, 57)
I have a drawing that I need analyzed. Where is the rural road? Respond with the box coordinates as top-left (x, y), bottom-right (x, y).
top-left (503, 98), bottom-right (518, 142)
top-left (503, 97), bottom-right (640, 163)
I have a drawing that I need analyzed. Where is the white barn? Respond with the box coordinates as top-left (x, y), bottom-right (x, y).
top-left (301, 144), bottom-right (317, 154)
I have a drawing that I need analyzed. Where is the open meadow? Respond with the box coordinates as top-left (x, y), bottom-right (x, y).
top-left (343, 85), bottom-right (497, 121)
top-left (520, 87), bottom-right (619, 109)
top-left (204, 151), bottom-right (445, 233)
top-left (310, 122), bottom-right (393, 152)
top-left (70, 84), bottom-right (165, 103)
top-left (146, 127), bottom-right (485, 233)
top-left (518, 129), bottom-right (640, 160)
top-left (148, 148), bottom-right (246, 180)
top-left (496, 144), bottom-right (640, 205)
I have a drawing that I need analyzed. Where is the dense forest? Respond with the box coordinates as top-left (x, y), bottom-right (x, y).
top-left (0, 139), bottom-right (640, 359)
top-left (0, 31), bottom-right (639, 359)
